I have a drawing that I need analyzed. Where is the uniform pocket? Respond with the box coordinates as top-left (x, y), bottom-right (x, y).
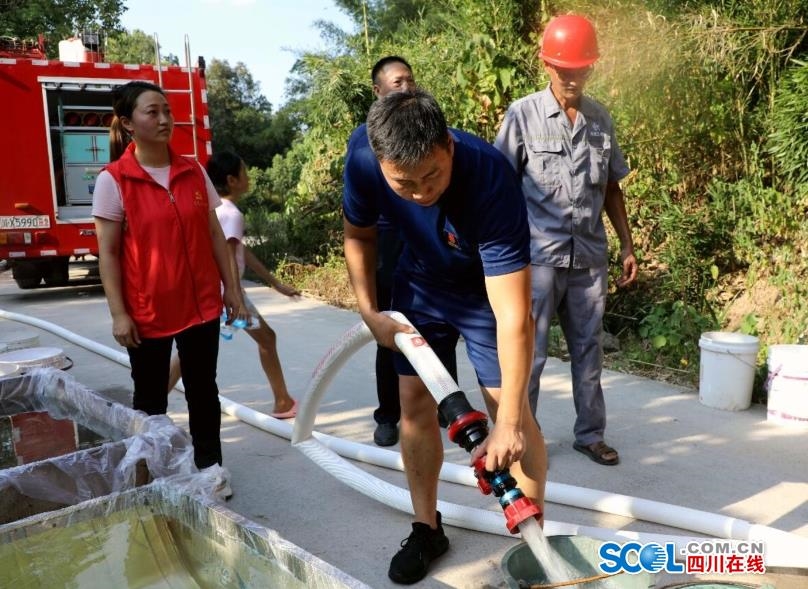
top-left (587, 133), bottom-right (611, 188)
top-left (527, 140), bottom-right (564, 190)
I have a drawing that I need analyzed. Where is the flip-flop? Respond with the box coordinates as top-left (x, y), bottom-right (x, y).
top-left (271, 400), bottom-right (298, 419)
top-left (573, 441), bottom-right (619, 466)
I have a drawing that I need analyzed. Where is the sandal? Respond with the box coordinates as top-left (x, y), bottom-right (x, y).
top-left (270, 400), bottom-right (298, 420)
top-left (573, 441), bottom-right (619, 466)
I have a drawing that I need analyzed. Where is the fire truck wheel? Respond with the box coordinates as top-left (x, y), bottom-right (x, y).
top-left (43, 257), bottom-right (70, 287)
top-left (11, 261), bottom-right (43, 289)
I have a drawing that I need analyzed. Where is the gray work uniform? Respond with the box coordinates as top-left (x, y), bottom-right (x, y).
top-left (495, 85), bottom-right (629, 445)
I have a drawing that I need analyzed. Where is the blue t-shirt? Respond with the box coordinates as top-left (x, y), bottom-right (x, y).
top-left (343, 126), bottom-right (530, 293)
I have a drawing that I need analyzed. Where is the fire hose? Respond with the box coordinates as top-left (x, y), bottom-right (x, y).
top-left (3, 306), bottom-right (808, 567)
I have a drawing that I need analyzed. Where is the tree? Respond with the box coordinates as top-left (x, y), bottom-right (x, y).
top-left (0, 0), bottom-right (125, 56)
top-left (256, 0), bottom-right (544, 265)
top-left (205, 59), bottom-right (299, 169)
top-left (333, 0), bottom-right (435, 38)
top-left (105, 28), bottom-right (179, 65)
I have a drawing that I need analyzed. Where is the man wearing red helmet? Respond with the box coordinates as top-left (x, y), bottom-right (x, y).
top-left (495, 14), bottom-right (637, 466)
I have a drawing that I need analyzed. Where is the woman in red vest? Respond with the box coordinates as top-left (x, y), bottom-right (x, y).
top-left (93, 81), bottom-right (243, 475)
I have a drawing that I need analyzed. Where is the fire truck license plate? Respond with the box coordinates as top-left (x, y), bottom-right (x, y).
top-left (0, 215), bottom-right (50, 229)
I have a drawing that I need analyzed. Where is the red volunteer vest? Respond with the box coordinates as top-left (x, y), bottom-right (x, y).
top-left (105, 143), bottom-right (223, 338)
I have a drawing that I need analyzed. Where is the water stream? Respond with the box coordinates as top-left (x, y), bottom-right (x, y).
top-left (519, 518), bottom-right (623, 589)
top-left (520, 518), bottom-right (584, 585)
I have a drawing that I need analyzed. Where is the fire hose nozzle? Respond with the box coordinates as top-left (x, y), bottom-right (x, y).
top-left (472, 455), bottom-right (492, 495)
top-left (504, 496), bottom-right (543, 534)
top-left (472, 456), bottom-right (543, 533)
top-left (440, 391), bottom-right (489, 451)
top-left (438, 390), bottom-right (542, 534)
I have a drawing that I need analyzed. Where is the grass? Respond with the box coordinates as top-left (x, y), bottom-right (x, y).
top-left (271, 255), bottom-right (702, 389)
top-left (274, 258), bottom-right (356, 311)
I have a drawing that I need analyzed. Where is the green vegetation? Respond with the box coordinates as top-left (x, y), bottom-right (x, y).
top-left (105, 28), bottom-right (179, 66)
top-left (0, 0), bottom-right (125, 48)
top-left (5, 0), bottom-right (808, 397)
top-left (264, 0), bottom-right (808, 395)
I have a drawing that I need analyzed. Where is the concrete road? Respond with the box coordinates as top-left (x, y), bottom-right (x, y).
top-left (1, 265), bottom-right (807, 588)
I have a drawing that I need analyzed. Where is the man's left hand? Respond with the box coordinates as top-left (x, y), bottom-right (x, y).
top-left (616, 252), bottom-right (638, 288)
top-left (470, 422), bottom-right (525, 472)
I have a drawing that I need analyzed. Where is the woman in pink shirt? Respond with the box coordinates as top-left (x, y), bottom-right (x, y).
top-left (93, 81), bottom-right (243, 474)
top-left (167, 151), bottom-right (299, 419)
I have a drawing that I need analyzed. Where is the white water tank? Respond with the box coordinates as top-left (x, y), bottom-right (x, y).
top-left (58, 38), bottom-right (86, 62)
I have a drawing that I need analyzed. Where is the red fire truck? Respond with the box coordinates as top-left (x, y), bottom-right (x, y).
top-left (0, 33), bottom-right (211, 288)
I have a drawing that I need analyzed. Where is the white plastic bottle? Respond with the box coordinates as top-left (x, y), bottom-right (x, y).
top-left (220, 311), bottom-right (238, 341)
top-left (220, 311), bottom-right (254, 340)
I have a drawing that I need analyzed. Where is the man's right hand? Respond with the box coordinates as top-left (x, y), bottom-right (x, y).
top-left (364, 311), bottom-right (415, 351)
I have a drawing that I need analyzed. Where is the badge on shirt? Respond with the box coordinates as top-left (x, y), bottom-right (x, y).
top-left (589, 122), bottom-right (606, 147)
top-left (442, 216), bottom-right (466, 251)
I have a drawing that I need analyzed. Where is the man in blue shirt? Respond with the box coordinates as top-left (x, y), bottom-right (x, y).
top-left (367, 56), bottom-right (415, 448)
top-left (356, 55), bottom-right (459, 448)
top-left (343, 89), bottom-right (546, 584)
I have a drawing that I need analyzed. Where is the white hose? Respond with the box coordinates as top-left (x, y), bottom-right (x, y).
top-left (290, 310), bottom-right (808, 568)
top-left (0, 309), bottom-right (131, 367)
top-left (3, 307), bottom-right (807, 567)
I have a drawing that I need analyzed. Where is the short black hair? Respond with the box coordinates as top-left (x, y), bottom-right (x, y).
top-left (366, 89), bottom-right (449, 167)
top-left (371, 55), bottom-right (412, 84)
top-left (206, 150), bottom-right (243, 195)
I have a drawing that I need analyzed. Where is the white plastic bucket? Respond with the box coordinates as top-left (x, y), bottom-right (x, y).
top-left (766, 345), bottom-right (808, 428)
top-left (0, 347), bottom-right (72, 372)
top-left (0, 331), bottom-right (40, 354)
top-left (0, 363), bottom-right (20, 378)
top-left (698, 332), bottom-right (759, 411)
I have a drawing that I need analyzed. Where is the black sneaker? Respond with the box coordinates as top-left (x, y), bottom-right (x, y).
top-left (388, 512), bottom-right (450, 584)
top-left (374, 422), bottom-right (399, 446)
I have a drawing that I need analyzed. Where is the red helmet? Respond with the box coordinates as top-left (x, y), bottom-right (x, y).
top-left (540, 15), bottom-right (599, 68)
